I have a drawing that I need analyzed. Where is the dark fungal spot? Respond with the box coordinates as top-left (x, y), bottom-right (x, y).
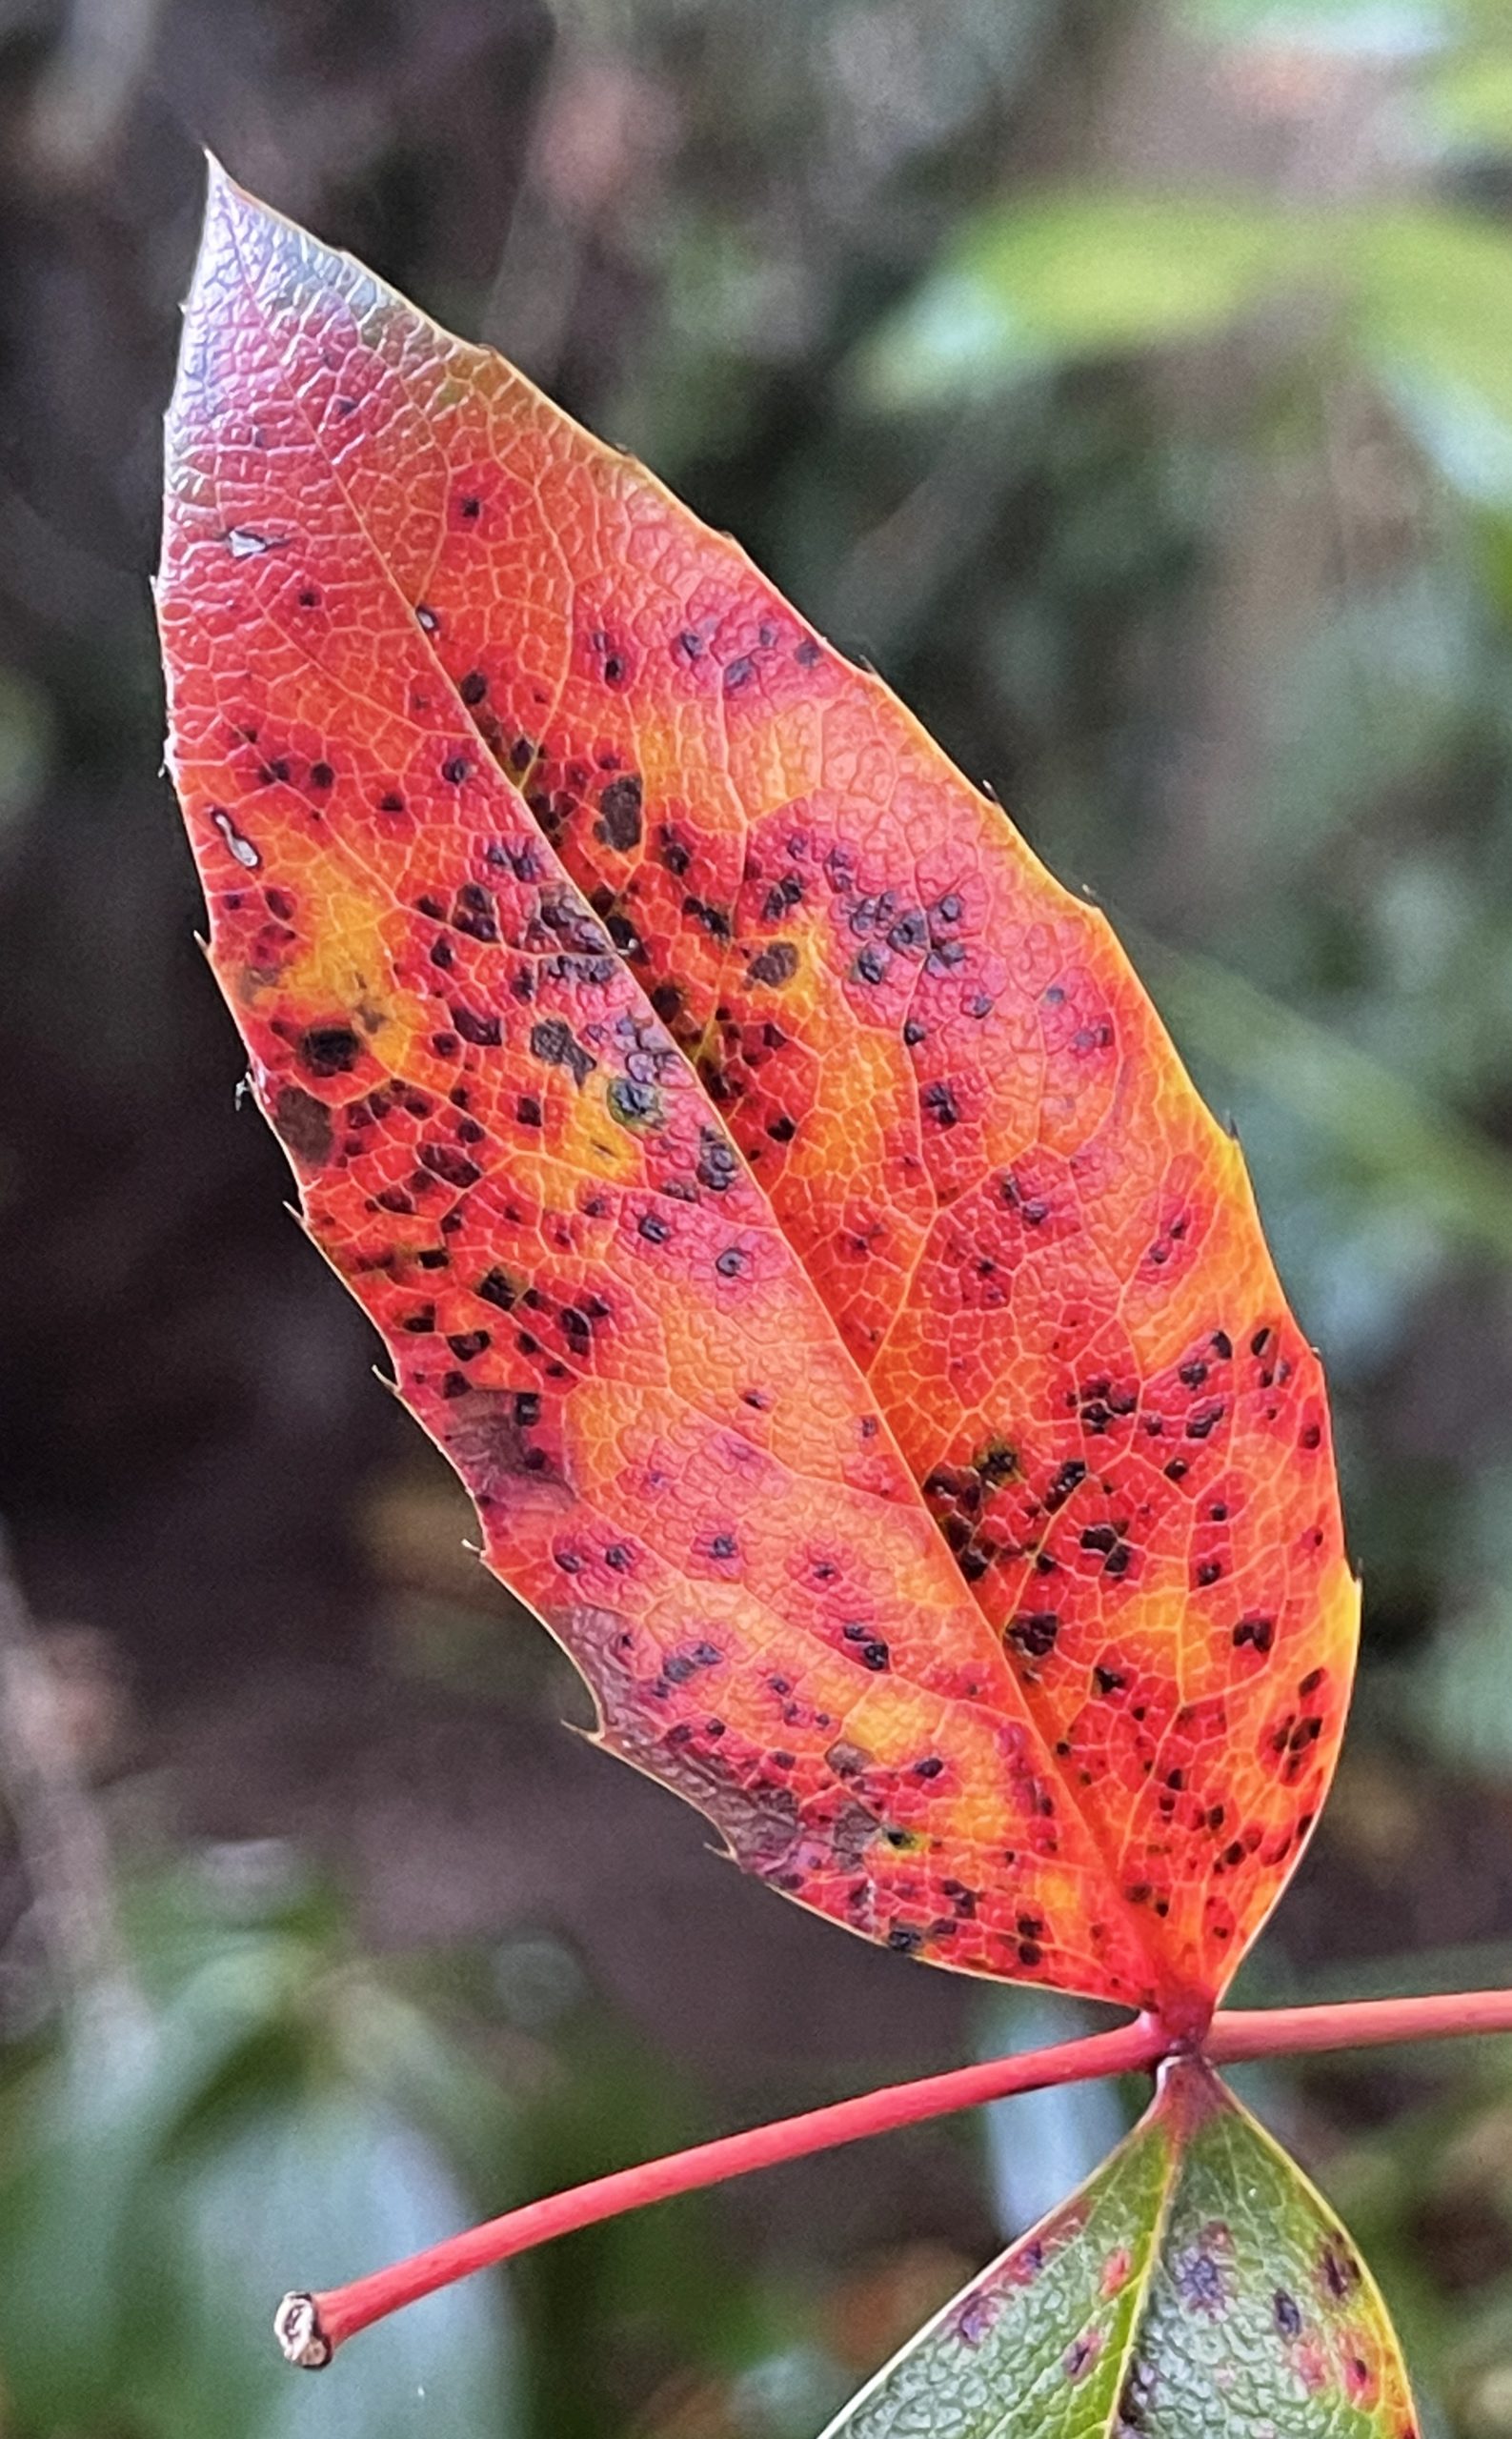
top-left (530, 1017), bottom-right (595, 1086)
top-left (747, 941), bottom-right (798, 987)
top-left (637, 1211), bottom-right (670, 1244)
top-left (453, 882), bottom-right (497, 942)
top-left (595, 775), bottom-right (643, 851)
top-left (447, 1330), bottom-right (491, 1361)
top-left (715, 1246), bottom-right (746, 1278)
top-left (516, 1095), bottom-right (543, 1128)
top-left (922, 1079), bottom-right (958, 1128)
top-left (1044, 1459), bottom-right (1086, 1511)
top-left (763, 873), bottom-right (803, 920)
top-left (724, 655), bottom-right (754, 692)
top-left (310, 760), bottom-right (333, 790)
top-left (1010, 1613), bottom-right (1059, 1659)
top-left (794, 636), bottom-right (821, 667)
top-left (459, 670), bottom-right (488, 707)
top-left (1001, 1171), bottom-right (1049, 1223)
top-left (451, 1005), bottom-right (501, 1049)
top-left (420, 1142), bottom-right (480, 1191)
top-left (298, 1024), bottom-right (360, 1078)
top-left (1274, 2289), bottom-right (1302, 2338)
top-left (608, 1077), bottom-right (660, 1129)
top-left (1320, 2242), bottom-right (1359, 2301)
top-left (1176, 2245), bottom-right (1229, 2313)
top-left (657, 824), bottom-right (691, 877)
top-left (696, 1132), bottom-right (738, 1193)
top-left (1233, 1614), bottom-right (1275, 1653)
top-left (476, 1269), bottom-right (516, 1311)
top-left (377, 790), bottom-right (406, 815)
top-left (683, 894), bottom-right (732, 939)
top-left (272, 1086), bottom-right (333, 1166)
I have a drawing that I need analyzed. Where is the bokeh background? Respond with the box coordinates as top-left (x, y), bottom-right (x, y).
top-left (4, 0), bottom-right (1512, 2431)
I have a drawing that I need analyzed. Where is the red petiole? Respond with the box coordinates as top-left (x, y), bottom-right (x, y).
top-left (276, 1983), bottom-right (1512, 2368)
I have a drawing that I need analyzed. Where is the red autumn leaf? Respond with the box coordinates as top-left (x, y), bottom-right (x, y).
top-left (157, 169), bottom-right (1358, 2033)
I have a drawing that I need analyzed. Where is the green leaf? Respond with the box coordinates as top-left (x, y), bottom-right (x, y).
top-left (1358, 209), bottom-right (1512, 473)
top-left (1428, 45), bottom-right (1512, 149)
top-left (1133, 937), bottom-right (1512, 1271)
top-left (857, 191), bottom-right (1322, 407)
top-left (819, 2059), bottom-right (1417, 2438)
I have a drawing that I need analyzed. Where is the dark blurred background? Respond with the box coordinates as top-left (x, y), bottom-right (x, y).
top-left (4, 0), bottom-right (1512, 2431)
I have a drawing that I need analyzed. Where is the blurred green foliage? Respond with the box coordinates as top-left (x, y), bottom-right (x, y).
top-left (0, 1853), bottom-right (522, 2438)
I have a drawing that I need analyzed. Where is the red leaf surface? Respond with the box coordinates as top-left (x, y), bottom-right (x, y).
top-left (157, 170), bottom-right (1358, 2029)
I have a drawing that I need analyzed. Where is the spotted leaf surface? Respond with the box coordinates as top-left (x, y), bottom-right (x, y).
top-left (820, 2056), bottom-right (1416, 2439)
top-left (157, 169), bottom-right (1356, 2023)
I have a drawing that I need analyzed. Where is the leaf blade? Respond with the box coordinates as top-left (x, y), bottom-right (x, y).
top-left (318, 191), bottom-right (1358, 2007)
top-left (157, 169), bottom-right (1357, 2016)
top-left (159, 168), bottom-right (1163, 2014)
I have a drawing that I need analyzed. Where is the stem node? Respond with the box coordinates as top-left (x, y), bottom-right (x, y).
top-left (274, 2291), bottom-right (332, 2370)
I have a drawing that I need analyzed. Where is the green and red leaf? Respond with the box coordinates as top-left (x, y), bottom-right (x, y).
top-left (157, 170), bottom-right (1357, 2026)
top-left (820, 2057), bottom-right (1416, 2439)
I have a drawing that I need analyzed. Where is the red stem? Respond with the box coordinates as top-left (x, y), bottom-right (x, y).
top-left (275, 1984), bottom-right (1512, 2368)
